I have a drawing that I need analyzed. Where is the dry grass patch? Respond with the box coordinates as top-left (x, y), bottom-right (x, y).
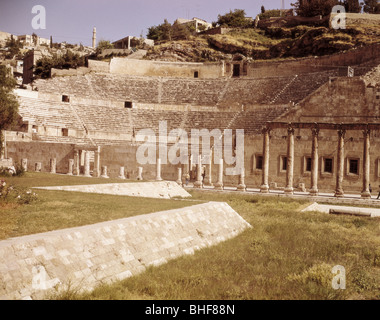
top-left (55, 191), bottom-right (380, 300)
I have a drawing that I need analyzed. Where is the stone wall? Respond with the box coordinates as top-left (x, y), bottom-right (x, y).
top-left (109, 58), bottom-right (224, 78)
top-left (87, 59), bottom-right (110, 73)
top-left (0, 201), bottom-right (251, 300)
top-left (279, 77), bottom-right (380, 123)
top-left (330, 12), bottom-right (380, 28)
top-left (51, 67), bottom-right (90, 78)
top-left (247, 42), bottom-right (380, 78)
top-left (6, 141), bottom-right (75, 174)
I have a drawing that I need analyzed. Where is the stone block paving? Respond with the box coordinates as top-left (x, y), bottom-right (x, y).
top-left (0, 201), bottom-right (251, 300)
top-left (35, 181), bottom-right (191, 199)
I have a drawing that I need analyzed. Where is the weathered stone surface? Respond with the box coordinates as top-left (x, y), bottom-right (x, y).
top-left (0, 202), bottom-right (251, 300)
top-left (35, 181), bottom-right (191, 199)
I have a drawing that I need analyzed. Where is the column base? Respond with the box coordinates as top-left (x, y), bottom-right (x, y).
top-left (155, 177), bottom-right (163, 181)
top-left (260, 184), bottom-right (269, 193)
top-left (284, 187), bottom-right (294, 195)
top-left (361, 191), bottom-right (371, 199)
top-left (214, 182), bottom-right (223, 190)
top-left (334, 190), bottom-right (344, 197)
top-left (118, 176), bottom-right (126, 180)
top-left (193, 181), bottom-right (203, 189)
top-left (237, 184), bottom-right (246, 192)
top-left (309, 188), bottom-right (318, 196)
top-left (204, 179), bottom-right (213, 187)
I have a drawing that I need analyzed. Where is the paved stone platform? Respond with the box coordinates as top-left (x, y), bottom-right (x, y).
top-left (302, 202), bottom-right (380, 217)
top-left (35, 181), bottom-right (191, 199)
top-left (0, 201), bottom-right (251, 300)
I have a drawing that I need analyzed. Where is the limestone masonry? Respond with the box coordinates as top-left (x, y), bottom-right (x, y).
top-left (0, 201), bottom-right (251, 300)
top-left (35, 181), bottom-right (192, 199)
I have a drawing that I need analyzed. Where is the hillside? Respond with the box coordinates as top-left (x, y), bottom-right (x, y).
top-left (145, 24), bottom-right (380, 62)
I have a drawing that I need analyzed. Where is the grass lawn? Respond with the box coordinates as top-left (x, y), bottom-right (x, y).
top-left (1, 173), bottom-right (379, 300)
top-left (56, 191), bottom-right (380, 300)
top-left (0, 172), bottom-right (199, 240)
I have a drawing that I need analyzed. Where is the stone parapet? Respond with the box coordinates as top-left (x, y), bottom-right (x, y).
top-left (0, 201), bottom-right (251, 300)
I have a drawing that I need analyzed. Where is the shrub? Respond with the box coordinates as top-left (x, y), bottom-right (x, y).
top-left (0, 179), bottom-right (38, 205)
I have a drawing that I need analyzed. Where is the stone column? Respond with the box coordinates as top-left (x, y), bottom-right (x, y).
top-left (84, 151), bottom-right (91, 177)
top-left (93, 148), bottom-right (100, 178)
top-left (284, 126), bottom-right (295, 195)
top-left (21, 159), bottom-right (28, 172)
top-left (309, 126), bottom-right (319, 196)
top-left (73, 150), bottom-right (80, 176)
top-left (204, 155), bottom-right (213, 186)
top-left (118, 166), bottom-right (126, 179)
top-left (194, 155), bottom-right (203, 188)
top-left (35, 162), bottom-right (42, 172)
top-left (335, 129), bottom-right (345, 197)
top-left (67, 159), bottom-right (74, 175)
top-left (260, 128), bottom-right (270, 193)
top-left (237, 167), bottom-right (246, 192)
top-left (214, 158), bottom-right (224, 190)
top-left (50, 158), bottom-right (56, 174)
top-left (137, 167), bottom-right (143, 180)
top-left (156, 158), bottom-right (163, 181)
top-left (101, 165), bottom-right (109, 178)
top-left (176, 167), bottom-right (182, 185)
top-left (361, 127), bottom-right (371, 199)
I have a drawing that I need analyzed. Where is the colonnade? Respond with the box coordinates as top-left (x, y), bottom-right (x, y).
top-left (260, 122), bottom-right (373, 198)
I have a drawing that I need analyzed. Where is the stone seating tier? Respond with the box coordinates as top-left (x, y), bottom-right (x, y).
top-left (34, 70), bottom-right (340, 107)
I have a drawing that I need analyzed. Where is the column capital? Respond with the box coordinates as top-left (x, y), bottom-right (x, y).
top-left (337, 128), bottom-right (346, 138)
top-left (362, 126), bottom-right (370, 136)
top-left (287, 123), bottom-right (294, 135)
top-left (262, 126), bottom-right (271, 135)
top-left (311, 125), bottom-right (319, 137)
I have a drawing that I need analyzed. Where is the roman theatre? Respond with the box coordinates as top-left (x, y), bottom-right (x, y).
top-left (3, 43), bottom-right (380, 197)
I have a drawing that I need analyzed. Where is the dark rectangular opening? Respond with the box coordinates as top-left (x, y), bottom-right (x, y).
top-left (256, 155), bottom-right (263, 170)
top-left (124, 101), bottom-right (133, 108)
top-left (233, 64), bottom-right (240, 77)
top-left (306, 157), bottom-right (312, 172)
top-left (349, 159), bottom-right (359, 175)
top-left (62, 128), bottom-right (68, 137)
top-left (62, 95), bottom-right (70, 103)
top-left (282, 156), bottom-right (287, 171)
top-left (324, 158), bottom-right (333, 173)
top-left (194, 71), bottom-right (199, 78)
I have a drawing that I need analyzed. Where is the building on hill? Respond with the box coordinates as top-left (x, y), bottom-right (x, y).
top-left (173, 17), bottom-right (212, 32)
top-left (113, 36), bottom-right (154, 50)
top-left (17, 34), bottom-right (51, 46)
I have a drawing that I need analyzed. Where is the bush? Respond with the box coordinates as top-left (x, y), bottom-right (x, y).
top-left (0, 163), bottom-right (25, 177)
top-left (0, 179), bottom-right (38, 205)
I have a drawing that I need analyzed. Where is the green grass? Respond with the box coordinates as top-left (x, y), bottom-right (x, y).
top-left (2, 173), bottom-right (380, 300)
top-left (0, 172), bottom-right (199, 240)
top-left (53, 191), bottom-right (380, 300)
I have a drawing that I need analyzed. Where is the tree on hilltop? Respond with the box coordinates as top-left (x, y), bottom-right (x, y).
top-left (4, 35), bottom-right (22, 59)
top-left (217, 9), bottom-right (251, 28)
top-left (291, 0), bottom-right (339, 17)
top-left (343, 0), bottom-right (362, 12)
top-left (34, 50), bottom-right (86, 79)
top-left (361, 0), bottom-right (380, 13)
top-left (147, 19), bottom-right (173, 41)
